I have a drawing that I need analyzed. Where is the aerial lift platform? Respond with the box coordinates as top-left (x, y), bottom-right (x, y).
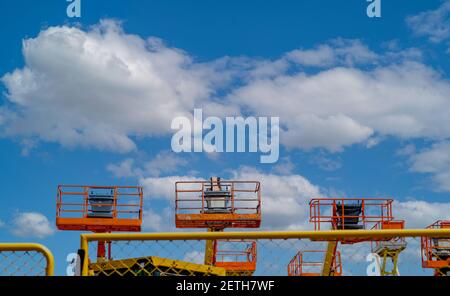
top-left (56, 185), bottom-right (143, 261)
top-left (175, 177), bottom-right (261, 275)
top-left (421, 220), bottom-right (450, 276)
top-left (57, 184), bottom-right (227, 276)
top-left (288, 198), bottom-right (406, 276)
top-left (371, 220), bottom-right (406, 276)
top-left (288, 250), bottom-right (342, 276)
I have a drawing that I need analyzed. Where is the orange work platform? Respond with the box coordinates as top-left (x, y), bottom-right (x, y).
top-left (56, 185), bottom-right (143, 232)
top-left (287, 250), bottom-right (342, 276)
top-left (421, 220), bottom-right (450, 274)
top-left (213, 240), bottom-right (257, 275)
top-left (310, 198), bottom-right (395, 231)
top-left (371, 220), bottom-right (407, 252)
top-left (175, 180), bottom-right (261, 229)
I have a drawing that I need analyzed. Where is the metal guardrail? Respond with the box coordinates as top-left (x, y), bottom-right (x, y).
top-left (79, 229), bottom-right (450, 276)
top-left (0, 243), bottom-right (55, 276)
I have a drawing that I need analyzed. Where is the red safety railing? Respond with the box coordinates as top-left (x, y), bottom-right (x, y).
top-left (175, 180), bottom-right (261, 228)
top-left (310, 198), bottom-right (394, 231)
top-left (287, 250), bottom-right (342, 276)
top-left (421, 220), bottom-right (450, 270)
top-left (56, 185), bottom-right (143, 232)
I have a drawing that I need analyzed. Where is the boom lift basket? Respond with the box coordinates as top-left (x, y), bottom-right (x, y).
top-left (56, 185), bottom-right (143, 232)
top-left (421, 220), bottom-right (450, 275)
top-left (175, 180), bottom-right (261, 228)
top-left (287, 250), bottom-right (342, 276)
top-left (310, 198), bottom-right (394, 231)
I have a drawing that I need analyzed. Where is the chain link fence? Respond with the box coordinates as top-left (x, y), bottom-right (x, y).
top-left (80, 230), bottom-right (450, 276)
top-left (0, 243), bottom-right (55, 276)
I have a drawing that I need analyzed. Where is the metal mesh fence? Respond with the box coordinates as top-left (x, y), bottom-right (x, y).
top-left (0, 244), bottom-right (54, 276)
top-left (81, 231), bottom-right (449, 276)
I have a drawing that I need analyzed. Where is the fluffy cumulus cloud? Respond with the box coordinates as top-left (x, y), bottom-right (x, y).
top-left (286, 39), bottom-right (378, 67)
top-left (406, 1), bottom-right (450, 43)
top-left (409, 141), bottom-right (450, 192)
top-left (3, 20), bottom-right (450, 156)
top-left (230, 61), bottom-right (450, 152)
top-left (395, 200), bottom-right (450, 228)
top-left (231, 167), bottom-right (321, 230)
top-left (142, 207), bottom-right (174, 232)
top-left (3, 20), bottom-right (450, 155)
top-left (3, 20), bottom-right (450, 193)
top-left (11, 212), bottom-right (54, 239)
top-left (107, 158), bottom-right (136, 178)
top-left (143, 151), bottom-right (189, 177)
top-left (140, 175), bottom-right (203, 200)
top-left (1, 20), bottom-right (223, 153)
top-left (107, 151), bottom-right (189, 179)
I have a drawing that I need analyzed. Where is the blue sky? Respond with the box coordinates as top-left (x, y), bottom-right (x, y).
top-left (1, 0), bottom-right (450, 275)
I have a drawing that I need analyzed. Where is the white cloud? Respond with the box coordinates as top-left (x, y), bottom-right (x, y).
top-left (395, 200), bottom-right (450, 228)
top-left (11, 212), bottom-right (54, 239)
top-left (3, 21), bottom-right (450, 195)
top-left (142, 207), bottom-right (174, 232)
top-left (231, 167), bottom-right (321, 230)
top-left (396, 144), bottom-right (416, 157)
top-left (1, 20), bottom-right (223, 153)
top-left (19, 138), bottom-right (37, 157)
top-left (107, 158), bottom-right (136, 178)
top-left (143, 151), bottom-right (188, 177)
top-left (406, 1), bottom-right (450, 43)
top-left (409, 141), bottom-right (450, 191)
top-left (139, 175), bottom-right (203, 200)
top-left (309, 153), bottom-right (342, 171)
top-left (230, 61), bottom-right (450, 152)
top-left (272, 157), bottom-right (295, 175)
top-left (107, 151), bottom-right (188, 179)
top-left (286, 39), bottom-right (378, 67)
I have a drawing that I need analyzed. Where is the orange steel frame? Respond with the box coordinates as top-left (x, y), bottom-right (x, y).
top-left (421, 220), bottom-right (450, 270)
top-left (175, 180), bottom-right (261, 228)
top-left (287, 250), bottom-right (342, 276)
top-left (213, 240), bottom-right (257, 272)
top-left (310, 198), bottom-right (394, 231)
top-left (56, 185), bottom-right (143, 232)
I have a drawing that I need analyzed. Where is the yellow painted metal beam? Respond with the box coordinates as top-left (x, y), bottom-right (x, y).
top-left (80, 229), bottom-right (450, 242)
top-left (376, 247), bottom-right (406, 276)
top-left (204, 228), bottom-right (217, 265)
top-left (0, 243), bottom-right (55, 276)
top-left (322, 241), bottom-right (337, 276)
top-left (80, 236), bottom-right (89, 276)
